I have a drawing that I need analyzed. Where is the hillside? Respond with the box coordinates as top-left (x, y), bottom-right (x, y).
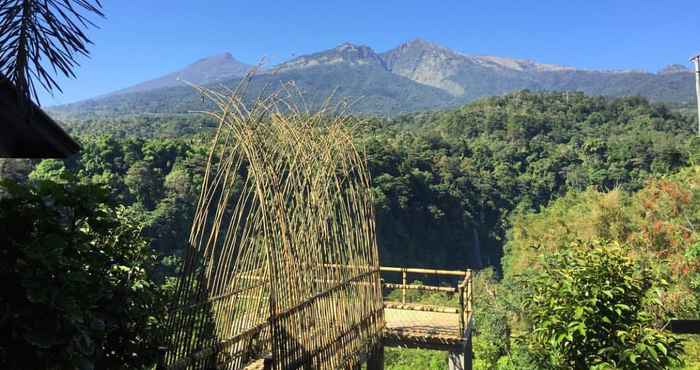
top-left (15, 92), bottom-right (700, 369)
top-left (49, 39), bottom-right (696, 117)
top-left (53, 91), bottom-right (696, 270)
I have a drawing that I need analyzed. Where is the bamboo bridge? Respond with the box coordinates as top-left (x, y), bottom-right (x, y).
top-left (380, 267), bottom-right (473, 370)
top-left (158, 87), bottom-right (474, 369)
top-left (160, 265), bottom-right (473, 370)
top-left (240, 266), bottom-right (475, 370)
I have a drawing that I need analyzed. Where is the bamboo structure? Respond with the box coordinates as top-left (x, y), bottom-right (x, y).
top-left (380, 267), bottom-right (473, 370)
top-left (380, 267), bottom-right (472, 343)
top-left (161, 84), bottom-right (384, 370)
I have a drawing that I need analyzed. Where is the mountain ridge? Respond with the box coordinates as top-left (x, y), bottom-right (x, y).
top-left (109, 52), bottom-right (252, 96)
top-left (50, 39), bottom-right (696, 116)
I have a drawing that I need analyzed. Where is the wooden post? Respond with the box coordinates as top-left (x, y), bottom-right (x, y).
top-left (401, 269), bottom-right (407, 304)
top-left (367, 343), bottom-right (384, 370)
top-left (451, 269), bottom-right (473, 370)
top-left (458, 285), bottom-right (465, 335)
top-left (156, 346), bottom-right (167, 370)
top-left (466, 270), bottom-right (472, 320)
top-left (692, 55), bottom-right (700, 136)
top-left (263, 353), bottom-right (274, 370)
top-left (448, 333), bottom-right (473, 370)
top-left (465, 329), bottom-right (473, 370)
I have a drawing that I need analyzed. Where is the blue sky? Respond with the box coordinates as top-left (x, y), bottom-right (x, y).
top-left (39, 0), bottom-right (700, 106)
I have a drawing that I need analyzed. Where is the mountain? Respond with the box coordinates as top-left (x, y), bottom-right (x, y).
top-left (54, 43), bottom-right (456, 116)
top-left (381, 39), bottom-right (695, 104)
top-left (275, 42), bottom-right (387, 71)
top-left (381, 38), bottom-right (573, 97)
top-left (109, 52), bottom-right (252, 96)
top-left (658, 64), bottom-right (691, 75)
top-left (50, 39), bottom-right (696, 117)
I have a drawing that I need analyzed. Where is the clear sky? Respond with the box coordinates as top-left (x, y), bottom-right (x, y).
top-left (38, 0), bottom-right (700, 106)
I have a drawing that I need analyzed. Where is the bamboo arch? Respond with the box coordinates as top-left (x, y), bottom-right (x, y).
top-left (162, 85), bottom-right (384, 369)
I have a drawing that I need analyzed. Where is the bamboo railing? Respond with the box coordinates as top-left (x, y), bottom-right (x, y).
top-left (380, 267), bottom-right (473, 337)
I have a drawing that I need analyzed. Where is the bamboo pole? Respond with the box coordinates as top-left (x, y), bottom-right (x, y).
top-left (458, 286), bottom-right (465, 335)
top-left (380, 266), bottom-right (468, 277)
top-left (383, 283), bottom-right (457, 293)
top-left (401, 269), bottom-right (407, 304)
top-left (467, 270), bottom-right (473, 323)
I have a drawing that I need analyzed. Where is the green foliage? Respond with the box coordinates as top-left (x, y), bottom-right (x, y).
top-left (385, 348), bottom-right (446, 370)
top-left (27, 92), bottom-right (698, 368)
top-left (369, 92), bottom-right (693, 269)
top-left (472, 269), bottom-right (514, 369)
top-left (523, 241), bottom-right (683, 369)
top-left (0, 179), bottom-right (165, 369)
top-left (498, 165), bottom-right (700, 368)
top-left (61, 113), bottom-right (218, 139)
top-left (39, 92), bottom-right (696, 274)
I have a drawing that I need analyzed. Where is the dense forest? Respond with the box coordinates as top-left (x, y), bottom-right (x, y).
top-left (3, 91), bottom-right (700, 369)
top-left (34, 91), bottom-right (699, 271)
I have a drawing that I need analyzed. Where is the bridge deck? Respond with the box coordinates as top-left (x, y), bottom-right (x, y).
top-left (383, 307), bottom-right (468, 351)
top-left (241, 267), bottom-right (474, 368)
top-left (384, 308), bottom-right (461, 339)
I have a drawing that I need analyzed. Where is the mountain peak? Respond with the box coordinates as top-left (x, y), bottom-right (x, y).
top-left (192, 52), bottom-right (241, 66)
top-left (277, 42), bottom-right (385, 71)
top-left (69, 40), bottom-right (696, 116)
top-left (397, 38), bottom-right (451, 54)
top-left (406, 37), bottom-right (436, 47)
top-left (658, 64), bottom-right (691, 74)
top-left (209, 51), bottom-right (233, 59)
top-left (381, 39), bottom-right (467, 96)
top-left (111, 52), bottom-right (251, 96)
top-left (335, 42), bottom-right (360, 51)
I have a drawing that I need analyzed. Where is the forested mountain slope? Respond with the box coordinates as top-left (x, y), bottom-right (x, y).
top-left (35, 92), bottom-right (697, 272)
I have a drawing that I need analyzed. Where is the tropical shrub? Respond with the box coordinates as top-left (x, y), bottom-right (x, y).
top-left (0, 178), bottom-right (165, 369)
top-left (523, 240), bottom-right (683, 369)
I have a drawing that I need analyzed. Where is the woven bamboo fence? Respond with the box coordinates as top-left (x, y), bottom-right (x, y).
top-left (161, 84), bottom-right (384, 369)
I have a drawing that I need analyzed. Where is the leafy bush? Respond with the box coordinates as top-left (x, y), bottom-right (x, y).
top-left (385, 347), bottom-right (446, 370)
top-left (0, 179), bottom-right (165, 369)
top-left (523, 241), bottom-right (683, 369)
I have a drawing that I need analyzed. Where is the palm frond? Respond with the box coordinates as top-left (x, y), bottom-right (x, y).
top-left (0, 0), bottom-right (103, 105)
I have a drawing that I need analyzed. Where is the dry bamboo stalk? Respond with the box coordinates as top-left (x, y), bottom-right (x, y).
top-left (161, 82), bottom-right (383, 370)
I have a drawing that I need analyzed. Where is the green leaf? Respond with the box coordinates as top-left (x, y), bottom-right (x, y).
top-left (655, 343), bottom-right (667, 356)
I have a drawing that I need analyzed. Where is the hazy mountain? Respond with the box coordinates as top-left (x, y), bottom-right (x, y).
top-left (109, 52), bottom-right (252, 96)
top-left (51, 39), bottom-right (696, 117)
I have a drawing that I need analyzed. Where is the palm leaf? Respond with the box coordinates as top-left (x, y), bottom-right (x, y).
top-left (0, 0), bottom-right (103, 105)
